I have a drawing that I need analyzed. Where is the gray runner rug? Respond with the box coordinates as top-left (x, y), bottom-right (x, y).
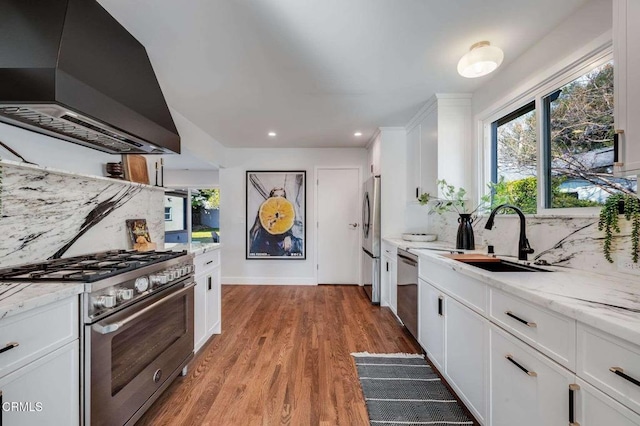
top-left (352, 352), bottom-right (473, 426)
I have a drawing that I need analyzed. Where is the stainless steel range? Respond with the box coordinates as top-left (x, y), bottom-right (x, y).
top-left (0, 250), bottom-right (195, 426)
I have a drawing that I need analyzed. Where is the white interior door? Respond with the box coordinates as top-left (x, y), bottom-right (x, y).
top-left (317, 168), bottom-right (360, 284)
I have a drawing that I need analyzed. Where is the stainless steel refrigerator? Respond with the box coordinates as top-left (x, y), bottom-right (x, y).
top-left (362, 176), bottom-right (381, 304)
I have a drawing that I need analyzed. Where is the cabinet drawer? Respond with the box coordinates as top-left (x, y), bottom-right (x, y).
top-left (194, 250), bottom-right (220, 275)
top-left (419, 256), bottom-right (487, 315)
top-left (490, 289), bottom-right (576, 370)
top-left (490, 325), bottom-right (574, 426)
top-left (381, 241), bottom-right (397, 258)
top-left (577, 324), bottom-right (640, 414)
top-left (0, 297), bottom-right (78, 379)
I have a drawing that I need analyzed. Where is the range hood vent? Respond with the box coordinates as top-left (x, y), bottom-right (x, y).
top-left (0, 0), bottom-right (180, 154)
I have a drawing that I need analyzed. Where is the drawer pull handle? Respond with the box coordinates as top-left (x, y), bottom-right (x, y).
top-left (610, 367), bottom-right (640, 387)
top-left (438, 296), bottom-right (443, 316)
top-left (505, 354), bottom-right (537, 377)
top-left (569, 384), bottom-right (580, 426)
top-left (0, 342), bottom-right (19, 354)
top-left (505, 311), bottom-right (537, 328)
top-left (205, 260), bottom-right (214, 265)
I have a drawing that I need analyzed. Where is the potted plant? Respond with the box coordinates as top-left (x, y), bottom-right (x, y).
top-left (598, 193), bottom-right (640, 263)
top-left (419, 180), bottom-right (503, 250)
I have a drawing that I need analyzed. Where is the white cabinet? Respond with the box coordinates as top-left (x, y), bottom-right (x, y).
top-left (490, 325), bottom-right (574, 426)
top-left (575, 378), bottom-right (640, 426)
top-left (193, 249), bottom-right (222, 353)
top-left (445, 297), bottom-right (489, 424)
top-left (205, 267), bottom-right (221, 336)
top-left (614, 0), bottom-right (640, 175)
top-left (381, 255), bottom-right (397, 313)
top-left (577, 324), bottom-right (640, 414)
top-left (418, 277), bottom-right (488, 423)
top-left (405, 94), bottom-right (472, 201)
top-left (418, 278), bottom-right (445, 372)
top-left (194, 274), bottom-right (208, 351)
top-left (406, 101), bottom-right (438, 202)
top-left (0, 297), bottom-right (80, 426)
top-left (0, 341), bottom-right (79, 426)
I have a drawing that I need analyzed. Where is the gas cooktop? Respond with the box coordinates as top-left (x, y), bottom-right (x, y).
top-left (0, 250), bottom-right (188, 282)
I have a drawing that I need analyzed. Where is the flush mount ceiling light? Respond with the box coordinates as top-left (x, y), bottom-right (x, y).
top-left (354, 132), bottom-right (362, 137)
top-left (457, 41), bottom-right (504, 78)
top-left (268, 131), bottom-right (277, 137)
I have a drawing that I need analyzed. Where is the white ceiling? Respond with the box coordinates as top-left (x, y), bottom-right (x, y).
top-left (99, 0), bottom-right (588, 149)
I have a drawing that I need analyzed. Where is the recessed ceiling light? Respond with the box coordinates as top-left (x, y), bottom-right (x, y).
top-left (354, 132), bottom-right (362, 137)
top-left (268, 132), bottom-right (277, 137)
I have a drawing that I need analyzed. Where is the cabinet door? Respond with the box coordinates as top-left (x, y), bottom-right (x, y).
top-left (381, 256), bottom-right (390, 308)
top-left (389, 260), bottom-right (397, 314)
top-left (490, 325), bottom-right (574, 426)
top-left (194, 274), bottom-right (207, 352)
top-left (419, 109), bottom-right (438, 197)
top-left (445, 297), bottom-right (489, 425)
top-left (406, 125), bottom-right (421, 201)
top-left (574, 378), bottom-right (640, 426)
top-left (0, 341), bottom-right (79, 426)
top-left (614, 0), bottom-right (640, 174)
top-left (206, 266), bottom-right (221, 336)
top-left (418, 279), bottom-right (444, 372)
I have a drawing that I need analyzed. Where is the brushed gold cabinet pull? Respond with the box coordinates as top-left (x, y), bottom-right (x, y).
top-left (505, 354), bottom-right (537, 377)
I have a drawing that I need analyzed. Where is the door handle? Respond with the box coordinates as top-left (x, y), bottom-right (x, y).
top-left (349, 223), bottom-right (359, 228)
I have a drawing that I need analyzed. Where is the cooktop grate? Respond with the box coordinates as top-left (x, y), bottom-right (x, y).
top-left (0, 250), bottom-right (188, 283)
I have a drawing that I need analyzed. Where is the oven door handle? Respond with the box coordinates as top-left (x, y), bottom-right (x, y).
top-left (92, 283), bottom-right (195, 335)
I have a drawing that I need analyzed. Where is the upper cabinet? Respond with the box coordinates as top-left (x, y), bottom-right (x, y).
top-left (406, 94), bottom-right (472, 201)
top-left (614, 0), bottom-right (640, 175)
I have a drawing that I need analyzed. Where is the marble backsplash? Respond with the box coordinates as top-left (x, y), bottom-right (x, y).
top-left (0, 160), bottom-right (164, 267)
top-left (428, 210), bottom-right (638, 275)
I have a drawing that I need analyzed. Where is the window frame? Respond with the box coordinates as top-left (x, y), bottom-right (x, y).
top-left (480, 45), bottom-right (614, 217)
top-left (164, 207), bottom-right (173, 221)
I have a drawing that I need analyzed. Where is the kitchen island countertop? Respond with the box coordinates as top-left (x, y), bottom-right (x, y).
top-left (0, 282), bottom-right (84, 321)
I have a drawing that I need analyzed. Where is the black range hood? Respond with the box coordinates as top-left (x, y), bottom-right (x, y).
top-left (0, 0), bottom-right (180, 154)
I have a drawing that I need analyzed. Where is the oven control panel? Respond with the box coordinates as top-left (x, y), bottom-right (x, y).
top-left (87, 260), bottom-right (194, 320)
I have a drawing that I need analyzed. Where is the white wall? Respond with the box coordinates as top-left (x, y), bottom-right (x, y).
top-left (163, 169), bottom-right (220, 188)
top-left (219, 147), bottom-right (368, 284)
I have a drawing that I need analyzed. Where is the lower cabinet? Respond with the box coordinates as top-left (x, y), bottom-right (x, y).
top-left (194, 274), bottom-right (208, 351)
top-left (0, 341), bottom-right (79, 426)
top-left (194, 258), bottom-right (222, 353)
top-left (381, 254), bottom-right (397, 313)
top-left (205, 266), bottom-right (221, 336)
top-left (418, 279), bottom-right (444, 371)
top-left (575, 377), bottom-right (640, 426)
top-left (418, 278), bottom-right (488, 424)
top-left (490, 325), bottom-right (573, 426)
top-left (445, 297), bottom-right (488, 425)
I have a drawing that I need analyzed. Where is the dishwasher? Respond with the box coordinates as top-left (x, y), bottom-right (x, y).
top-left (397, 248), bottom-right (418, 340)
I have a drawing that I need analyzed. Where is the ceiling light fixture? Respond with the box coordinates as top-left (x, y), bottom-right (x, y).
top-left (354, 132), bottom-right (362, 137)
top-left (268, 132), bottom-right (277, 137)
top-left (457, 41), bottom-right (504, 78)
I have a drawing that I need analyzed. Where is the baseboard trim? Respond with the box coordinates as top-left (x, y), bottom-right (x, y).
top-left (222, 277), bottom-right (317, 285)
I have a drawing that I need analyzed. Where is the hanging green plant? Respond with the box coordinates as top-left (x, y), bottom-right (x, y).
top-left (598, 193), bottom-right (640, 263)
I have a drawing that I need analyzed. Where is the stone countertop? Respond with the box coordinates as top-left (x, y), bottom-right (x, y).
top-left (413, 249), bottom-right (640, 347)
top-left (383, 237), bottom-right (484, 253)
top-left (164, 242), bottom-right (222, 256)
top-left (0, 282), bottom-right (84, 321)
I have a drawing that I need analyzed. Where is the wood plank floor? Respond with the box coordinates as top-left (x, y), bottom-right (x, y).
top-left (137, 285), bottom-right (421, 426)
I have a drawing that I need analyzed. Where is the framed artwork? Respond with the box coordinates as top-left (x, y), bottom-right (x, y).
top-left (246, 171), bottom-right (306, 259)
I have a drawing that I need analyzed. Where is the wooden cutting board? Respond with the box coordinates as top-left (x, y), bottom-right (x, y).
top-left (441, 253), bottom-right (501, 262)
top-left (122, 154), bottom-right (150, 185)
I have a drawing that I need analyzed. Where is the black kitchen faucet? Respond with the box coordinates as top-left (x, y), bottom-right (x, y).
top-left (484, 204), bottom-right (535, 261)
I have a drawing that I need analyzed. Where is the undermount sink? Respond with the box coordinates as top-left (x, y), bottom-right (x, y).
top-left (456, 259), bottom-right (551, 273)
